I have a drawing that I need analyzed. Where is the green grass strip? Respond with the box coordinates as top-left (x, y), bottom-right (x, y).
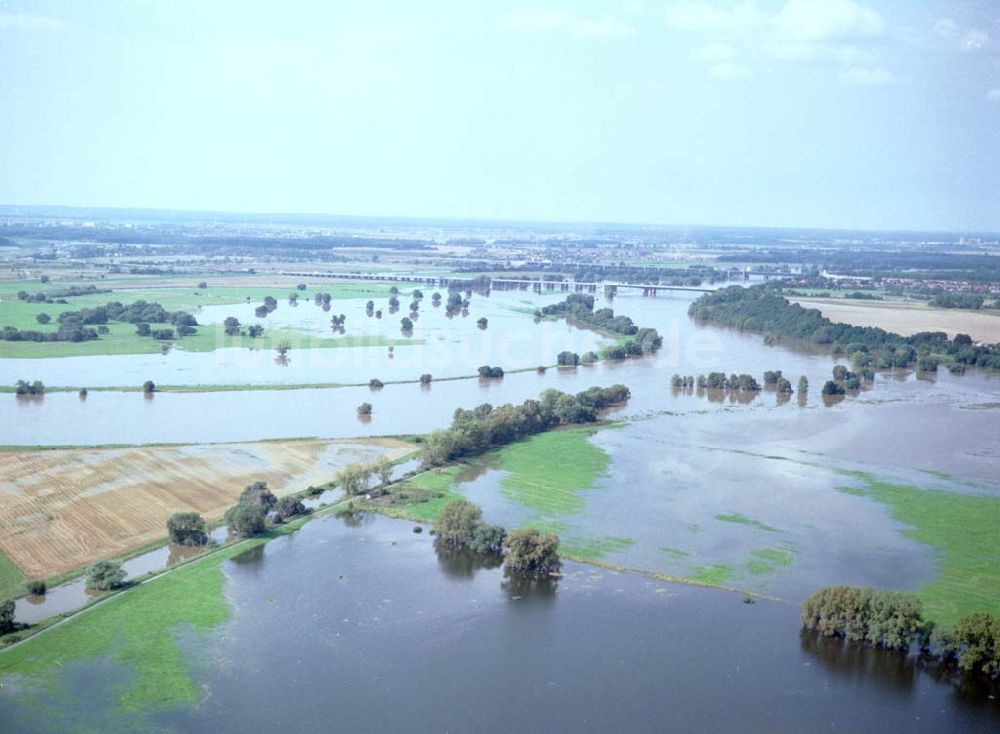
top-left (497, 426), bottom-right (611, 515)
top-left (835, 469), bottom-right (1000, 626)
top-left (714, 512), bottom-right (777, 532)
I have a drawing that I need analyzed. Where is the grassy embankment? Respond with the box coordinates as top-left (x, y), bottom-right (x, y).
top-left (0, 282), bottom-right (404, 358)
top-left (835, 469), bottom-right (1000, 627)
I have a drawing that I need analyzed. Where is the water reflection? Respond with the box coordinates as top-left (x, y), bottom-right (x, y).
top-left (799, 630), bottom-right (1000, 709)
top-left (433, 545), bottom-right (503, 579)
top-left (799, 630), bottom-right (916, 693)
top-left (502, 572), bottom-right (560, 602)
top-left (336, 510), bottom-right (376, 528)
top-left (230, 544), bottom-right (265, 567)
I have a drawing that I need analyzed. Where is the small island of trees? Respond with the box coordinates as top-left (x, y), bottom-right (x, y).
top-left (421, 384), bottom-right (630, 466)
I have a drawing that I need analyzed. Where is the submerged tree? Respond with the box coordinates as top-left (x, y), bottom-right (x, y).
top-left (85, 559), bottom-right (126, 591)
top-left (434, 499), bottom-right (483, 549)
top-left (166, 512), bottom-right (209, 546)
top-left (503, 528), bottom-right (560, 578)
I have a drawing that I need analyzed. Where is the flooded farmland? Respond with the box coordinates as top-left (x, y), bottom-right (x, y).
top-left (2, 289), bottom-right (999, 731)
top-left (3, 515), bottom-right (997, 734)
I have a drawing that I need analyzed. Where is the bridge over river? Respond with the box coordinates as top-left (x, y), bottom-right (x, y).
top-left (277, 271), bottom-right (715, 295)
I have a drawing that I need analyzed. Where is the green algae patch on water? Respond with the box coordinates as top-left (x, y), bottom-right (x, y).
top-left (685, 564), bottom-right (735, 586)
top-left (659, 546), bottom-right (690, 560)
top-left (714, 513), bottom-right (777, 532)
top-left (497, 425), bottom-right (613, 515)
top-left (0, 544), bottom-right (249, 716)
top-left (745, 547), bottom-right (797, 576)
top-left (560, 536), bottom-right (636, 562)
top-left (835, 469), bottom-right (1000, 627)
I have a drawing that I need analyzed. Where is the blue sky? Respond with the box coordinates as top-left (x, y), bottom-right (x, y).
top-left (1, 1), bottom-right (998, 231)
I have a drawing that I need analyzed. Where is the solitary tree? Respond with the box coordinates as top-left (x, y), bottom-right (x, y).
top-left (85, 559), bottom-right (126, 591)
top-left (357, 402), bottom-right (373, 416)
top-left (142, 380), bottom-right (155, 394)
top-left (35, 313), bottom-right (51, 324)
top-left (434, 499), bottom-right (483, 548)
top-left (503, 528), bottom-right (560, 578)
top-left (166, 512), bottom-right (209, 546)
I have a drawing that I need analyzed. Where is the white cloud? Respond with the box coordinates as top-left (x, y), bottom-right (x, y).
top-left (839, 66), bottom-right (894, 86)
top-left (934, 18), bottom-right (958, 39)
top-left (709, 62), bottom-right (750, 80)
top-left (692, 42), bottom-right (737, 63)
top-left (664, 1), bottom-right (766, 34)
top-left (771, 0), bottom-right (883, 42)
top-left (934, 17), bottom-right (988, 53)
top-left (502, 8), bottom-right (635, 40)
top-left (988, 88), bottom-right (1000, 104)
top-left (667, 1), bottom-right (892, 81)
top-left (961, 29), bottom-right (988, 52)
top-left (0, 12), bottom-right (65, 32)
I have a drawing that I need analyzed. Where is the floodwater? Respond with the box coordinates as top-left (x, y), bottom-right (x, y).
top-left (12, 459), bottom-right (419, 626)
top-left (2, 515), bottom-right (996, 733)
top-left (3, 290), bottom-right (1000, 730)
top-left (0, 291), bottom-right (607, 387)
top-left (6, 291), bottom-right (999, 610)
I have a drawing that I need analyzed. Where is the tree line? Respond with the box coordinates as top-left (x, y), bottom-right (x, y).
top-left (539, 294), bottom-right (662, 357)
top-left (802, 586), bottom-right (1000, 679)
top-left (689, 285), bottom-right (1000, 370)
top-left (420, 384), bottom-right (630, 466)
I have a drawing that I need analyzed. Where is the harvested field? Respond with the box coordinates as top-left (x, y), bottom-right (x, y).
top-left (0, 437), bottom-right (414, 580)
top-left (791, 297), bottom-right (1000, 344)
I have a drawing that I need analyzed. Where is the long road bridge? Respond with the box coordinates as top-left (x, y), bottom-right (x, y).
top-left (277, 271), bottom-right (715, 295)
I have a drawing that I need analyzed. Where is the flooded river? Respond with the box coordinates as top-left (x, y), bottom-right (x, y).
top-left (3, 514), bottom-right (995, 733)
top-left (2, 291), bottom-right (999, 731)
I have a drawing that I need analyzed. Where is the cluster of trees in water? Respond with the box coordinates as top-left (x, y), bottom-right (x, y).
top-left (689, 286), bottom-right (1000, 370)
top-left (538, 294), bottom-right (662, 358)
top-left (224, 481), bottom-right (308, 538)
top-left (671, 370), bottom-right (802, 394)
top-left (420, 384), bottom-right (630, 466)
top-left (253, 295), bottom-right (279, 318)
top-left (223, 317), bottom-right (264, 338)
top-left (434, 498), bottom-right (560, 578)
top-left (14, 379), bottom-right (45, 396)
top-left (803, 586), bottom-right (1000, 680)
top-left (557, 350), bottom-right (597, 366)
